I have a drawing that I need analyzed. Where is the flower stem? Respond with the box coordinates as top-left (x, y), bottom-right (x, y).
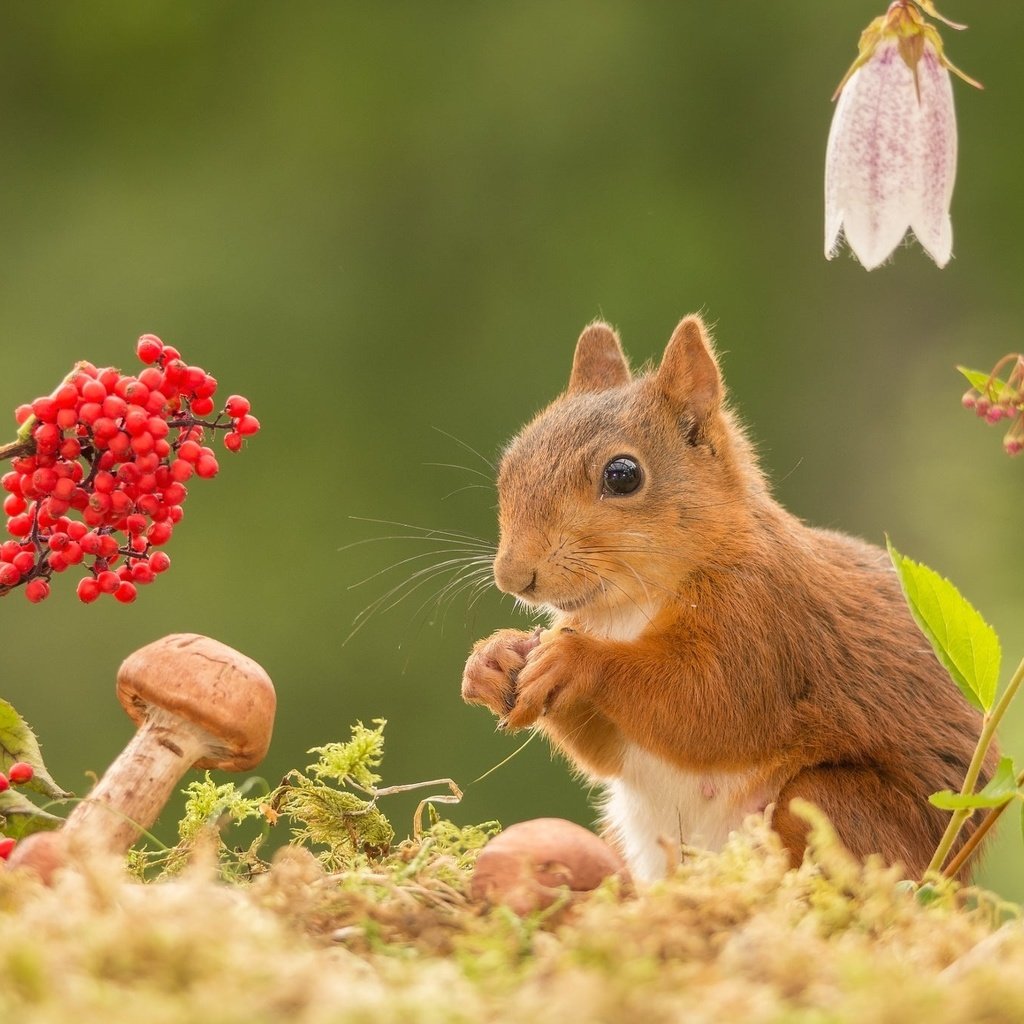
top-left (926, 654), bottom-right (1024, 876)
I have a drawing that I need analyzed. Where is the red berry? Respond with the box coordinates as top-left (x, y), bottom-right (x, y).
top-left (130, 432), bottom-right (155, 456)
top-left (195, 455), bottom-right (219, 479)
top-left (81, 378), bottom-right (107, 403)
top-left (4, 493), bottom-right (26, 516)
top-left (101, 395), bottom-right (127, 420)
top-left (14, 404), bottom-right (32, 425)
top-left (124, 381), bottom-right (150, 406)
top-left (114, 581), bottom-right (138, 604)
top-left (60, 437), bottom-right (83, 460)
top-left (33, 422), bottom-right (61, 451)
top-left (7, 513), bottom-right (32, 537)
top-left (136, 334), bottom-right (164, 364)
top-left (12, 551), bottom-right (35, 574)
top-left (31, 397), bottom-right (58, 422)
top-left (52, 477), bottom-right (76, 501)
top-left (177, 440), bottom-right (202, 462)
top-left (77, 577), bottom-right (101, 603)
top-left (149, 551), bottom-right (171, 574)
top-left (55, 407), bottom-right (77, 430)
top-left (43, 496), bottom-right (70, 518)
top-left (190, 396), bottom-right (215, 417)
top-left (164, 359), bottom-right (188, 386)
top-left (0, 773), bottom-right (8, 792)
top-left (139, 367), bottom-right (164, 390)
top-left (0, 564), bottom-right (19, 586)
top-left (225, 394), bottom-right (250, 418)
top-left (107, 432), bottom-right (131, 457)
top-left (48, 531), bottom-right (70, 551)
top-left (0, 837), bottom-right (16, 860)
top-left (96, 570), bottom-right (120, 594)
top-left (147, 521), bottom-right (173, 546)
top-left (54, 383), bottom-right (78, 409)
top-left (170, 458), bottom-right (193, 482)
top-left (25, 579), bottom-right (50, 602)
top-left (235, 411), bottom-right (260, 436)
top-left (8, 762), bottom-right (33, 785)
top-left (163, 481), bottom-right (186, 505)
top-left (130, 561), bottom-right (156, 584)
top-left (224, 431), bottom-right (243, 452)
top-left (146, 390), bottom-right (170, 415)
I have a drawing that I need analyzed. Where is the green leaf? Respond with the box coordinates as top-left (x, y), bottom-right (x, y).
top-left (929, 756), bottom-right (1020, 810)
top-left (887, 540), bottom-right (1001, 712)
top-left (0, 788), bottom-right (64, 838)
top-left (957, 366), bottom-right (1016, 402)
top-left (0, 698), bottom-right (72, 799)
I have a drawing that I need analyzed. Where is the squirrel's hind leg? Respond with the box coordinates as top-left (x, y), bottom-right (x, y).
top-left (771, 766), bottom-right (949, 880)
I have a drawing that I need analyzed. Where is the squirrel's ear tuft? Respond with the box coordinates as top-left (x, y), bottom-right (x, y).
top-left (656, 316), bottom-right (723, 440)
top-left (568, 322), bottom-right (631, 394)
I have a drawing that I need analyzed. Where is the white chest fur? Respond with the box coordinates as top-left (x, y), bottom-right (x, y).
top-left (556, 600), bottom-right (779, 881)
top-left (601, 745), bottom-right (780, 882)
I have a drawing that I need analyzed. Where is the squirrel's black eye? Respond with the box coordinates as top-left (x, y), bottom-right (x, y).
top-left (602, 456), bottom-right (642, 495)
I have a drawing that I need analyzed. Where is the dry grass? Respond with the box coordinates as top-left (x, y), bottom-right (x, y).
top-left (2, 809), bottom-right (1023, 1024)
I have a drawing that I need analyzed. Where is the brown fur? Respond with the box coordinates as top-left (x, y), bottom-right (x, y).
top-left (462, 316), bottom-right (992, 879)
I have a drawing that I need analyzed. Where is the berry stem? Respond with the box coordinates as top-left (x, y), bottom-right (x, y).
top-left (0, 438), bottom-right (35, 461)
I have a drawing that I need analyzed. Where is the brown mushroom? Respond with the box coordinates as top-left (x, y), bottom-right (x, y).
top-left (9, 633), bottom-right (275, 880)
top-left (471, 817), bottom-right (630, 915)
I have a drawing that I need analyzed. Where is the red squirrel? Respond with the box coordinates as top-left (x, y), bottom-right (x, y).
top-left (462, 315), bottom-right (992, 881)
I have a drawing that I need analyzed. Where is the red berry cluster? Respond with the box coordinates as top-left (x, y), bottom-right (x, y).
top-left (961, 354), bottom-right (1024, 456)
top-left (0, 761), bottom-right (36, 860)
top-left (1, 334), bottom-right (259, 602)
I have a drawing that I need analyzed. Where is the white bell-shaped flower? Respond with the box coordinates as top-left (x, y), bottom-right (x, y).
top-left (825, 2), bottom-right (978, 270)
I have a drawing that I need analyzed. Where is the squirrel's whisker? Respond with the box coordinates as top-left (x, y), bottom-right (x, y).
top-left (346, 515), bottom-right (496, 548)
top-left (423, 461), bottom-right (495, 483)
top-left (430, 425), bottom-right (496, 473)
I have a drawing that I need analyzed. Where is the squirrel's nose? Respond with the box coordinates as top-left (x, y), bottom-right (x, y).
top-left (493, 552), bottom-right (538, 597)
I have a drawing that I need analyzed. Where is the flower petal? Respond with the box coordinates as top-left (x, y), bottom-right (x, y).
top-left (908, 46), bottom-right (956, 267)
top-left (823, 40), bottom-right (950, 272)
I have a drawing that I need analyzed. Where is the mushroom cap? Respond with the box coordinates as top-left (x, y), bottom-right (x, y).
top-left (471, 817), bottom-right (629, 914)
top-left (6, 830), bottom-right (69, 885)
top-left (117, 633), bottom-right (276, 771)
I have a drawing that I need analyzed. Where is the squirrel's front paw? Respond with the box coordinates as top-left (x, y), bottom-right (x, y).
top-left (503, 630), bottom-right (592, 731)
top-left (462, 627), bottom-right (542, 718)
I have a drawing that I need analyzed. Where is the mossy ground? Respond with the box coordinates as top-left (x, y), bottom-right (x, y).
top-left (2, 811), bottom-right (1023, 1024)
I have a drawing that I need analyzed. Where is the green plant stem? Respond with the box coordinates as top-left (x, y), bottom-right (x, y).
top-left (927, 654), bottom-right (1024, 876)
top-left (942, 767), bottom-right (1024, 879)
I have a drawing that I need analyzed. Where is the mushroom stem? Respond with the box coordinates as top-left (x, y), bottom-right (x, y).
top-left (63, 706), bottom-right (214, 852)
top-left (8, 633), bottom-right (275, 882)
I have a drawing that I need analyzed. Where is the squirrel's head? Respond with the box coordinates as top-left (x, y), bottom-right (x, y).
top-left (494, 315), bottom-right (762, 630)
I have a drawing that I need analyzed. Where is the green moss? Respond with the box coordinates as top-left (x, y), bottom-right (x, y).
top-left (4, 725), bottom-right (1023, 1023)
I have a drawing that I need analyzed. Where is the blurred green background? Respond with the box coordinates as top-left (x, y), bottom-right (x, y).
top-left (1, 2), bottom-right (1021, 897)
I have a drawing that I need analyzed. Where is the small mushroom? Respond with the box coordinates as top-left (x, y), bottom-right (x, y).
top-left (9, 633), bottom-right (275, 881)
top-left (471, 817), bottom-right (629, 915)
